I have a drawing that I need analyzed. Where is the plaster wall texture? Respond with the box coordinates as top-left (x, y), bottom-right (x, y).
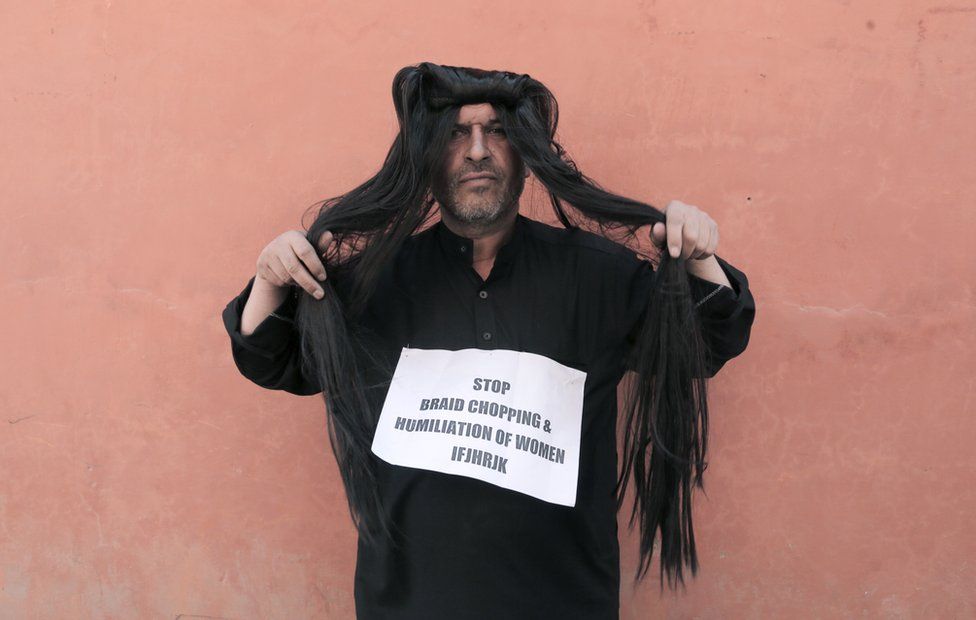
top-left (1, 2), bottom-right (973, 618)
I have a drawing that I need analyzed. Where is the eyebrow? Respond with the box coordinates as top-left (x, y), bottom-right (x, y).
top-left (453, 118), bottom-right (502, 128)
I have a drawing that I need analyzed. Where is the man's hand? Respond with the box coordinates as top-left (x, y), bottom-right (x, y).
top-left (650, 199), bottom-right (718, 261)
top-left (255, 230), bottom-right (334, 299)
top-left (651, 199), bottom-right (732, 289)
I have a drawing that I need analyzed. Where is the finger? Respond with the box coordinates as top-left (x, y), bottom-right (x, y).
top-left (680, 216), bottom-right (698, 261)
top-left (704, 220), bottom-right (719, 258)
top-left (263, 255), bottom-right (290, 287)
top-left (293, 237), bottom-right (329, 281)
top-left (693, 220), bottom-right (711, 260)
top-left (278, 251), bottom-right (325, 299)
top-left (666, 212), bottom-right (684, 259)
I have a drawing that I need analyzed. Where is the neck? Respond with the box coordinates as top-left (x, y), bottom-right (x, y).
top-left (440, 208), bottom-right (519, 263)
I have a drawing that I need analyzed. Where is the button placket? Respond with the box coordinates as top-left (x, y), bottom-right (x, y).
top-left (473, 283), bottom-right (496, 349)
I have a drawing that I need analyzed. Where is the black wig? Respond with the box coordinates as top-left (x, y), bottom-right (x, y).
top-left (295, 62), bottom-right (714, 594)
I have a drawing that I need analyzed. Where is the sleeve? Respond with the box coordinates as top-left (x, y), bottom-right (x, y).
top-left (622, 254), bottom-right (756, 377)
top-left (221, 275), bottom-right (323, 396)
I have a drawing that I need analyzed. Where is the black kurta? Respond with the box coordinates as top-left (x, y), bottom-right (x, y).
top-left (222, 213), bottom-right (756, 619)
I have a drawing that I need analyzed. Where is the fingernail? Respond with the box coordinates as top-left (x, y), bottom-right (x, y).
top-left (670, 246), bottom-right (679, 258)
top-left (314, 289), bottom-right (324, 299)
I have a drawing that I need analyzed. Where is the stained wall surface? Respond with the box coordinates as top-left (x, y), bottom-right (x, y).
top-left (1, 2), bottom-right (973, 618)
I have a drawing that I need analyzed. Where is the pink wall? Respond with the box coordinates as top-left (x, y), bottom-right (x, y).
top-left (2, 2), bottom-right (973, 618)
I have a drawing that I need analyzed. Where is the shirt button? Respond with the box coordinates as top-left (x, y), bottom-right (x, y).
top-left (482, 331), bottom-right (492, 341)
top-left (478, 290), bottom-right (488, 299)
top-left (459, 245), bottom-right (467, 253)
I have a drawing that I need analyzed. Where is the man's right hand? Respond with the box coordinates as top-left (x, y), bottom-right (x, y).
top-left (255, 230), bottom-right (334, 299)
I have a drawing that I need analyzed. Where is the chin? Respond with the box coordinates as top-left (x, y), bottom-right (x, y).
top-left (454, 209), bottom-right (502, 225)
top-left (438, 183), bottom-right (520, 226)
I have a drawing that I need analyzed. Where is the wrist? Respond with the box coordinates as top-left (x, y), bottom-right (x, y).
top-left (254, 273), bottom-right (290, 292)
top-left (684, 255), bottom-right (732, 289)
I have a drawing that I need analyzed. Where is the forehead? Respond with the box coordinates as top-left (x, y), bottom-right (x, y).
top-left (456, 102), bottom-right (499, 125)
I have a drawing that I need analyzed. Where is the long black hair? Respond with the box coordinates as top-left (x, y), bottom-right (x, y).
top-left (294, 62), bottom-right (712, 593)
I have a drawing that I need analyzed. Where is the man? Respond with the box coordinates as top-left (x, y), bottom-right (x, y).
top-left (223, 65), bottom-right (755, 619)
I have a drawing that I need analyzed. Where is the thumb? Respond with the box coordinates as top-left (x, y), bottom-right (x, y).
top-left (650, 222), bottom-right (666, 246)
top-left (317, 230), bottom-right (334, 255)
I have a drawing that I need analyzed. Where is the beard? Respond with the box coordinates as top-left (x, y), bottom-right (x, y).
top-left (431, 162), bottom-right (526, 227)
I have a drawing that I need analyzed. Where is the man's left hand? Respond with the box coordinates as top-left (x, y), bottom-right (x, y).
top-left (651, 199), bottom-right (719, 261)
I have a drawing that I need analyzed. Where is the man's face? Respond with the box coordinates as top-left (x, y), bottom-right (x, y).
top-left (431, 103), bottom-right (527, 228)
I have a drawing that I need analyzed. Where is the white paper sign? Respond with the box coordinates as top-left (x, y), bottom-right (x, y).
top-left (370, 347), bottom-right (587, 506)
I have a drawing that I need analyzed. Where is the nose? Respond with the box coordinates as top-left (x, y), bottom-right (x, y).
top-left (464, 127), bottom-right (490, 163)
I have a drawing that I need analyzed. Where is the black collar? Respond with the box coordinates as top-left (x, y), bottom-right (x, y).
top-left (434, 212), bottom-right (527, 268)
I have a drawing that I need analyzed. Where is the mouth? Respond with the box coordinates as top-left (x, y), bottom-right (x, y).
top-left (460, 174), bottom-right (497, 183)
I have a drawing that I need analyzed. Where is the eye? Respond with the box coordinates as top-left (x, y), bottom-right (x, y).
top-left (489, 127), bottom-right (506, 135)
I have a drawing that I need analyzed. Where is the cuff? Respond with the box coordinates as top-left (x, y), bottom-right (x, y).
top-left (221, 275), bottom-right (301, 360)
top-left (688, 255), bottom-right (745, 318)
